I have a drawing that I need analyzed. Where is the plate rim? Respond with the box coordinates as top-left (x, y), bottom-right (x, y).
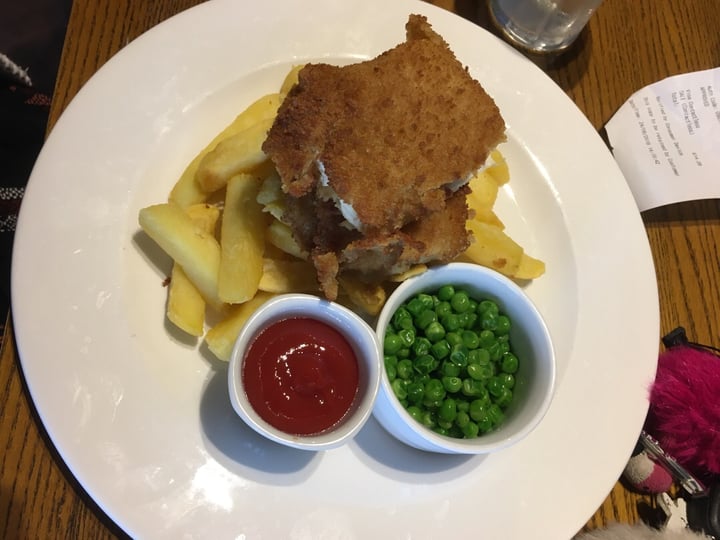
top-left (11, 0), bottom-right (659, 538)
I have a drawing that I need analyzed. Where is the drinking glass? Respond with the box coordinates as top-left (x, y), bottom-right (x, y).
top-left (489, 0), bottom-right (604, 53)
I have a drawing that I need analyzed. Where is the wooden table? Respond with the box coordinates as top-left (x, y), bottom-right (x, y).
top-left (1, 0), bottom-right (718, 537)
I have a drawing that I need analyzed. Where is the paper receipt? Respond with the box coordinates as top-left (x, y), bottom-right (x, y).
top-left (605, 67), bottom-right (720, 211)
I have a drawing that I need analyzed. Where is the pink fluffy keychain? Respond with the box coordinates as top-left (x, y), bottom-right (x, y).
top-left (605, 328), bottom-right (720, 539)
top-left (644, 328), bottom-right (720, 485)
top-left (624, 328), bottom-right (720, 493)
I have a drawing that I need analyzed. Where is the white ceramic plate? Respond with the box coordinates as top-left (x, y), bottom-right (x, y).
top-left (12, 0), bottom-right (659, 538)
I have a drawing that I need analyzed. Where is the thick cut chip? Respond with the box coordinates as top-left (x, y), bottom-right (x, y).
top-left (514, 253), bottom-right (546, 280)
top-left (389, 264), bottom-right (428, 282)
top-left (218, 174), bottom-right (269, 304)
top-left (468, 170), bottom-right (500, 211)
top-left (184, 203), bottom-right (221, 234)
top-left (338, 275), bottom-right (387, 316)
top-left (259, 259), bottom-right (318, 293)
top-left (169, 93), bottom-right (281, 207)
top-left (196, 118), bottom-right (274, 193)
top-left (463, 219), bottom-right (523, 277)
top-left (139, 203), bottom-right (222, 309)
top-left (467, 170), bottom-right (504, 228)
top-left (266, 220), bottom-right (308, 260)
top-left (486, 150), bottom-right (510, 185)
top-left (166, 204), bottom-right (221, 335)
top-left (205, 291), bottom-right (275, 361)
top-left (280, 64), bottom-right (304, 96)
top-left (167, 265), bottom-right (205, 336)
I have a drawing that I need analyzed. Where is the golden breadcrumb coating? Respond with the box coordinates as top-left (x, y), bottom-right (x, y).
top-left (262, 14), bottom-right (506, 299)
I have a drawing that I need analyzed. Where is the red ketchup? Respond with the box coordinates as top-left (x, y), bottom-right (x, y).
top-left (242, 317), bottom-right (360, 435)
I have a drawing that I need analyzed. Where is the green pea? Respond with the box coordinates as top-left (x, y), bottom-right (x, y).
top-left (468, 348), bottom-right (490, 366)
top-left (449, 344), bottom-right (468, 367)
top-left (430, 339), bottom-right (451, 360)
top-left (468, 399), bottom-right (488, 421)
top-left (438, 398), bottom-right (458, 422)
top-left (441, 375), bottom-right (463, 393)
top-left (462, 378), bottom-right (486, 397)
top-left (480, 310), bottom-right (499, 331)
top-left (405, 296), bottom-right (426, 317)
top-left (397, 358), bottom-right (413, 379)
top-left (498, 372), bottom-right (515, 389)
top-left (398, 328), bottom-right (416, 347)
top-left (445, 331), bottom-right (463, 347)
top-left (458, 312), bottom-right (477, 329)
top-left (391, 378), bottom-right (408, 400)
top-left (441, 360), bottom-right (461, 378)
top-left (396, 347), bottom-right (410, 359)
top-left (420, 410), bottom-right (436, 428)
top-left (412, 336), bottom-right (432, 357)
top-left (488, 341), bottom-right (504, 362)
top-left (413, 354), bottom-right (436, 375)
top-left (437, 285), bottom-right (455, 301)
top-left (496, 315), bottom-right (511, 335)
top-left (501, 352), bottom-right (519, 374)
top-left (477, 415), bottom-right (494, 433)
top-left (495, 387), bottom-right (514, 408)
top-left (424, 379), bottom-right (446, 403)
top-left (418, 293), bottom-right (435, 310)
top-left (478, 329), bottom-right (496, 348)
top-left (415, 309), bottom-right (437, 330)
top-left (450, 290), bottom-right (471, 313)
top-left (407, 405), bottom-right (423, 422)
top-left (487, 403), bottom-right (504, 426)
top-left (425, 321), bottom-right (446, 343)
top-left (477, 299), bottom-right (499, 316)
top-left (468, 382), bottom-right (490, 404)
top-left (461, 330), bottom-right (480, 349)
top-left (385, 361), bottom-right (397, 381)
top-left (435, 301), bottom-right (452, 319)
top-left (384, 333), bottom-right (403, 355)
top-left (398, 316), bottom-right (414, 331)
top-left (456, 400), bottom-right (470, 413)
top-left (440, 313), bottom-right (461, 332)
top-left (392, 307), bottom-right (412, 328)
top-left (406, 381), bottom-right (425, 404)
top-left (455, 410), bottom-right (470, 428)
top-left (467, 362), bottom-right (493, 381)
top-left (487, 376), bottom-right (505, 397)
top-left (462, 420), bottom-right (480, 439)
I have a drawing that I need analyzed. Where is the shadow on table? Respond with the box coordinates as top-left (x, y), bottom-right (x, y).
top-left (642, 199), bottom-right (720, 225)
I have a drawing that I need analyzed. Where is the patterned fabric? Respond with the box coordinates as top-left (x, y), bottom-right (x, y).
top-left (1, 187), bottom-right (24, 233)
top-left (0, 82), bottom-right (51, 328)
top-left (0, 0), bottom-right (72, 334)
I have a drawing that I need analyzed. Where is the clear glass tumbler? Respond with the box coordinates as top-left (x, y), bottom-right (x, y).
top-left (489, 0), bottom-right (604, 53)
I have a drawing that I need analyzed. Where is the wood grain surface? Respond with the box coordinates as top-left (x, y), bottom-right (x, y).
top-left (2, 0), bottom-right (719, 538)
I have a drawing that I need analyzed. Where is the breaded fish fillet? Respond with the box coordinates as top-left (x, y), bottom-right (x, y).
top-left (262, 14), bottom-right (506, 299)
